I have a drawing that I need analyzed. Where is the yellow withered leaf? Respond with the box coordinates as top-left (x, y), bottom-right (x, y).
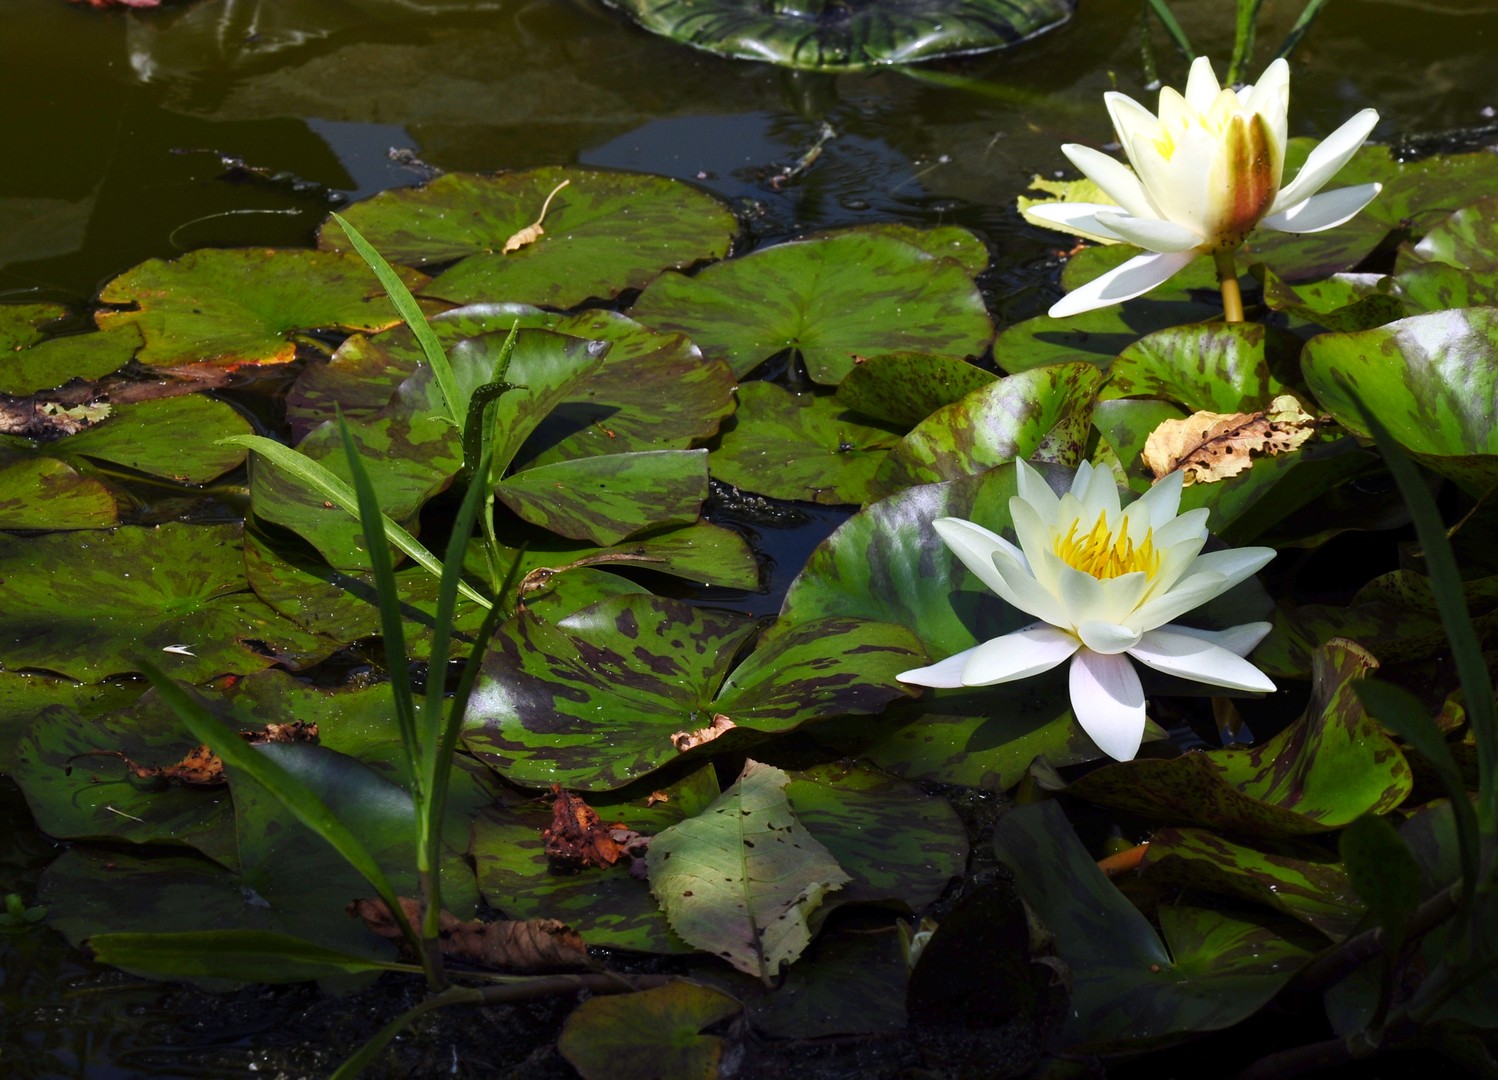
top-left (501, 179), bottom-right (571, 253)
top-left (1142, 394), bottom-right (1316, 486)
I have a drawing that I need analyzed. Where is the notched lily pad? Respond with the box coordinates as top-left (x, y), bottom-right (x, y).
top-left (631, 227), bottom-right (993, 384)
top-left (0, 324), bottom-right (142, 395)
top-left (603, 0), bottom-right (1075, 71)
top-left (320, 167), bottom-right (738, 309)
top-left (96, 248), bottom-right (428, 372)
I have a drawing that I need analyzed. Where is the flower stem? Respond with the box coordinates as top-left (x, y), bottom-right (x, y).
top-left (1214, 249), bottom-right (1245, 322)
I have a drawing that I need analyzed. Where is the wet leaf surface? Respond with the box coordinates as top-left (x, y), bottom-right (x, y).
top-left (0, 325), bottom-right (141, 395)
top-left (558, 980), bottom-right (741, 1080)
top-left (834, 352), bottom-right (996, 428)
top-left (0, 456), bottom-right (118, 530)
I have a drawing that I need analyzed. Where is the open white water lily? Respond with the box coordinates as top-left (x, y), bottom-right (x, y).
top-left (898, 460), bottom-right (1276, 761)
top-left (1030, 56), bottom-right (1380, 320)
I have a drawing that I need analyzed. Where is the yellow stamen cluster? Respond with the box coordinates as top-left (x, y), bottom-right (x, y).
top-left (1055, 511), bottom-right (1160, 580)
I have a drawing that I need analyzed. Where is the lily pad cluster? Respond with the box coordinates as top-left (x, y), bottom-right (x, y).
top-left (3, 142), bottom-right (1498, 1078)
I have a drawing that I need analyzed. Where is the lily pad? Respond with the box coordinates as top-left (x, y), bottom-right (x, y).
top-left (1067, 641), bottom-right (1412, 835)
top-left (872, 362), bottom-right (1101, 496)
top-left (1301, 307), bottom-right (1498, 493)
top-left (0, 523), bottom-right (336, 682)
top-left (462, 593), bottom-right (922, 791)
top-left (1102, 322), bottom-right (1298, 413)
top-left (0, 672), bottom-right (140, 773)
top-left (602, 0), bottom-right (1075, 71)
top-left (709, 382), bottom-right (904, 505)
top-left (0, 456), bottom-right (118, 530)
top-left (0, 303), bottom-right (65, 350)
top-left (994, 800), bottom-right (1315, 1051)
top-left (558, 980), bottom-right (742, 1080)
top-left (834, 352), bottom-right (996, 428)
top-left (630, 227), bottom-right (993, 384)
top-left (53, 395), bottom-right (252, 483)
top-left (320, 167), bottom-right (737, 309)
top-left (1259, 271), bottom-right (1410, 332)
top-left (0, 325), bottom-right (142, 395)
top-left (96, 248), bottom-right (428, 371)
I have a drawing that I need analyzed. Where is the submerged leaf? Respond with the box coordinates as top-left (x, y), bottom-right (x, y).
top-left (350, 897), bottom-right (589, 971)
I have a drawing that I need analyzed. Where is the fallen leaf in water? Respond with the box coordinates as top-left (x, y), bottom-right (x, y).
top-left (350, 897), bottom-right (590, 972)
top-left (64, 721), bottom-right (319, 787)
top-left (1142, 395), bottom-right (1317, 485)
top-left (502, 179), bottom-right (571, 253)
top-left (670, 713), bottom-right (736, 752)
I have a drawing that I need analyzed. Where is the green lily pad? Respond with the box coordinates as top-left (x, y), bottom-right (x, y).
top-left (0, 325), bottom-right (142, 395)
top-left (603, 0), bottom-right (1075, 71)
top-left (0, 303), bottom-right (65, 350)
top-left (834, 352), bottom-right (996, 428)
top-left (994, 800), bottom-right (1315, 1051)
top-left (1102, 322), bottom-right (1298, 413)
top-left (0, 672), bottom-right (140, 773)
top-left (320, 167), bottom-right (737, 309)
top-left (462, 593), bottom-right (922, 791)
top-left (0, 522), bottom-right (335, 682)
top-left (1067, 641), bottom-right (1412, 835)
top-left (804, 222), bottom-right (991, 274)
top-left (709, 382), bottom-right (904, 505)
top-left (630, 227), bottom-right (993, 384)
top-left (0, 456), bottom-right (118, 530)
top-left (1302, 307), bottom-right (1498, 493)
top-left (1332, 144), bottom-right (1498, 235)
top-left (1259, 270), bottom-right (1410, 332)
top-left (1142, 828), bottom-right (1363, 939)
top-left (872, 362), bottom-right (1101, 496)
top-left (1393, 262), bottom-right (1498, 313)
top-left (95, 249), bottom-right (428, 371)
top-left (53, 395), bottom-right (252, 483)
top-left (558, 980), bottom-right (742, 1080)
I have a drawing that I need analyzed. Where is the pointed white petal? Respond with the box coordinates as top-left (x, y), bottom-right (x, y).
top-left (1182, 546), bottom-right (1277, 592)
top-left (1183, 56), bottom-right (1222, 112)
top-left (1049, 248), bottom-right (1200, 318)
top-left (1134, 470), bottom-right (1185, 528)
top-left (990, 546), bottom-right (1071, 627)
top-left (1060, 144), bottom-right (1156, 219)
top-left (1165, 621), bottom-right (1272, 658)
top-left (1077, 620), bottom-right (1145, 655)
top-left (1127, 571), bottom-right (1233, 632)
top-left (1070, 458), bottom-right (1122, 519)
top-left (1261, 183), bottom-right (1382, 234)
top-left (1095, 211), bottom-right (1204, 253)
top-left (899, 647), bottom-right (979, 688)
top-left (1025, 200), bottom-right (1132, 242)
top-left (932, 517), bottom-right (1028, 597)
top-left (1151, 507), bottom-right (1211, 548)
top-left (1128, 628), bottom-right (1277, 691)
top-left (1069, 650), bottom-right (1147, 760)
top-left (1245, 59), bottom-right (1290, 156)
top-left (1009, 494), bottom-right (1058, 582)
top-left (1104, 91), bottom-right (1163, 175)
top-left (1014, 458), bottom-right (1062, 522)
top-left (960, 624), bottom-right (1079, 685)
top-left (1269, 109), bottom-right (1379, 212)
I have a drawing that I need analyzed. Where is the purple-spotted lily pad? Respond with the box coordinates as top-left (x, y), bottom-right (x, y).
top-left (0, 672), bottom-right (140, 773)
top-left (1067, 642), bottom-right (1412, 835)
top-left (602, 0), bottom-right (1075, 71)
top-left (630, 227), bottom-right (993, 384)
top-left (0, 456), bottom-right (118, 530)
top-left (96, 248), bottom-right (429, 372)
top-left (319, 167), bottom-right (737, 309)
top-left (462, 592), bottom-right (922, 791)
top-left (994, 800), bottom-right (1318, 1052)
top-left (834, 352), bottom-right (996, 428)
top-left (0, 523), bottom-right (336, 682)
top-left (709, 382), bottom-right (904, 505)
top-left (1101, 322), bottom-right (1299, 413)
top-left (1302, 307), bottom-right (1498, 494)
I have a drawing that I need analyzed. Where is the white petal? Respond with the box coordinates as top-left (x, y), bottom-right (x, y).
top-left (899, 647), bottom-right (978, 688)
top-left (1128, 572), bottom-right (1234, 633)
top-left (1261, 183), bottom-right (1382, 234)
top-left (1014, 458), bottom-right (1062, 522)
top-left (1058, 564), bottom-right (1150, 629)
top-left (960, 623), bottom-right (1079, 685)
top-left (1095, 211), bottom-right (1204, 253)
top-left (1070, 459), bottom-right (1122, 519)
top-left (1183, 56), bottom-right (1222, 112)
top-left (1009, 494), bottom-right (1059, 586)
top-left (1077, 621), bottom-right (1144, 655)
top-left (1165, 621), bottom-right (1272, 657)
top-left (1133, 470), bottom-right (1185, 528)
top-left (1183, 546), bottom-right (1277, 592)
top-left (1025, 200), bottom-right (1132, 242)
top-left (1152, 506), bottom-right (1211, 548)
top-left (1269, 108), bottom-right (1379, 212)
top-left (1128, 628), bottom-right (1276, 692)
top-left (1146, 531), bottom-right (1210, 597)
top-left (932, 517), bottom-right (1028, 598)
top-left (1060, 144), bottom-right (1156, 219)
top-left (1104, 91), bottom-right (1163, 176)
top-left (1048, 248), bottom-right (1200, 318)
top-left (1069, 650), bottom-right (1147, 760)
top-left (990, 545), bottom-right (1071, 627)
top-left (1244, 59), bottom-right (1290, 157)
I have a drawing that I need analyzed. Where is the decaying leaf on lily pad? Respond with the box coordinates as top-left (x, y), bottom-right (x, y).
top-left (670, 713), bottom-right (736, 752)
top-left (543, 784), bottom-right (651, 872)
top-left (63, 721), bottom-right (319, 787)
top-left (1142, 395), bottom-right (1317, 485)
top-left (350, 897), bottom-right (590, 972)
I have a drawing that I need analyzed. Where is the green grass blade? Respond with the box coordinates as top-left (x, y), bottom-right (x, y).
top-left (1143, 0), bottom-right (1195, 61)
top-left (331, 212), bottom-right (463, 430)
top-left (1227, 0), bottom-right (1264, 84)
top-left (136, 662), bottom-right (425, 957)
top-left (1274, 0), bottom-right (1333, 62)
top-left (337, 412), bottom-right (421, 801)
top-left (89, 930), bottom-right (416, 983)
top-left (221, 434), bottom-right (491, 609)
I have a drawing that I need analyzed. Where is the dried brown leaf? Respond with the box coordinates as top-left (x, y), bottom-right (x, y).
top-left (670, 713), bottom-right (736, 752)
top-left (1142, 394), bottom-right (1316, 486)
top-left (501, 179), bottom-right (571, 253)
top-left (63, 721), bottom-right (318, 787)
top-left (349, 897), bottom-right (590, 972)
top-left (542, 785), bottom-right (649, 870)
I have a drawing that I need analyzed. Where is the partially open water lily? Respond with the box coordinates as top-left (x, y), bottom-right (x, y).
top-left (1030, 56), bottom-right (1380, 319)
top-left (898, 460), bottom-right (1276, 761)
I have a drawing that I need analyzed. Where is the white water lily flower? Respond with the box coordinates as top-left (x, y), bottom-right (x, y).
top-left (898, 460), bottom-right (1276, 761)
top-left (1030, 56), bottom-right (1381, 317)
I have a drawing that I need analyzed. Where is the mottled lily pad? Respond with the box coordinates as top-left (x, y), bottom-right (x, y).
top-left (0, 523), bottom-right (335, 682)
top-left (1102, 322), bottom-right (1298, 413)
top-left (709, 382), bottom-right (904, 505)
top-left (558, 981), bottom-right (741, 1080)
top-left (54, 395), bottom-right (252, 483)
top-left (603, 0), bottom-right (1075, 71)
top-left (0, 324), bottom-right (142, 395)
top-left (630, 227), bottom-right (993, 384)
top-left (1302, 307), bottom-right (1498, 493)
top-left (96, 248), bottom-right (428, 371)
top-left (834, 352), bottom-right (996, 427)
top-left (0, 303), bottom-right (65, 350)
top-left (320, 167), bottom-right (737, 309)
top-left (0, 672), bottom-right (140, 773)
top-left (0, 456), bottom-right (118, 530)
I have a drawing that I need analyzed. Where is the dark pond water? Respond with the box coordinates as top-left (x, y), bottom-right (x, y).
top-left (2, 0), bottom-right (1496, 1075)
